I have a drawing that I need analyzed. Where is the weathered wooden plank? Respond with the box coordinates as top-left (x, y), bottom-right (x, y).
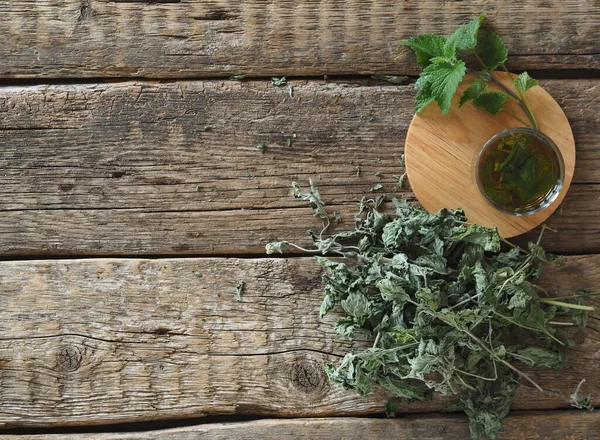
top-left (0, 1), bottom-right (598, 78)
top-left (0, 256), bottom-right (597, 428)
top-left (4, 412), bottom-right (600, 440)
top-left (0, 80), bottom-right (598, 256)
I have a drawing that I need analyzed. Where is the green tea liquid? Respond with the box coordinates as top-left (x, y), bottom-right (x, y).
top-left (478, 132), bottom-right (560, 212)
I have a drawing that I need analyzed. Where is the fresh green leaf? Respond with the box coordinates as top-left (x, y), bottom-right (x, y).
top-left (476, 31), bottom-right (508, 70)
top-left (473, 91), bottom-right (508, 115)
top-left (415, 81), bottom-right (435, 114)
top-left (513, 71), bottom-right (538, 93)
top-left (442, 38), bottom-right (458, 61)
top-left (520, 157), bottom-right (541, 190)
top-left (460, 78), bottom-right (488, 107)
top-left (403, 35), bottom-right (449, 68)
top-left (448, 15), bottom-right (485, 51)
top-left (421, 58), bottom-right (467, 114)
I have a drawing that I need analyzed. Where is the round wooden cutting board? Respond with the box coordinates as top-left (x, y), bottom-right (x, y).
top-left (405, 72), bottom-right (575, 238)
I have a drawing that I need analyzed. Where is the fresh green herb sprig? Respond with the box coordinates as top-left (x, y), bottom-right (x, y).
top-left (404, 15), bottom-right (539, 129)
top-left (267, 182), bottom-right (596, 440)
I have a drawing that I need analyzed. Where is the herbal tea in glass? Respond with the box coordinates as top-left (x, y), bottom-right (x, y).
top-left (476, 128), bottom-right (564, 215)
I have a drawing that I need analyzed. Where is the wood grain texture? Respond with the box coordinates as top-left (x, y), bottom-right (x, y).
top-left (0, 256), bottom-right (598, 428)
top-left (0, 79), bottom-right (598, 256)
top-left (4, 412), bottom-right (600, 440)
top-left (406, 72), bottom-right (575, 238)
top-left (0, 1), bottom-right (599, 78)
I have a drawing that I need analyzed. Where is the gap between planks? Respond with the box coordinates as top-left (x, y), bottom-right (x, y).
top-left (0, 69), bottom-right (598, 88)
top-left (0, 412), bottom-right (598, 439)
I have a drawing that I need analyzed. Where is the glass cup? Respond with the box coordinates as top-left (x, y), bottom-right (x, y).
top-left (476, 127), bottom-right (565, 216)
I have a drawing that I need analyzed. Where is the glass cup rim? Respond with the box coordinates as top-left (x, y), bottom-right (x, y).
top-left (475, 127), bottom-right (565, 216)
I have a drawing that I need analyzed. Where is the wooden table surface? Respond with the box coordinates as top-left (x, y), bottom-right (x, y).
top-left (0, 1), bottom-right (599, 439)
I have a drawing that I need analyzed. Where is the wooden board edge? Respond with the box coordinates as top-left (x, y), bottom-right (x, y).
top-left (1, 412), bottom-right (598, 439)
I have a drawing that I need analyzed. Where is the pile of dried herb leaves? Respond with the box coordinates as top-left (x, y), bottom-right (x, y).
top-left (267, 181), bottom-right (595, 440)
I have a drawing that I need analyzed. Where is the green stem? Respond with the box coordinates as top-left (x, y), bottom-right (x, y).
top-left (549, 321), bottom-right (575, 327)
top-left (500, 238), bottom-right (531, 255)
top-left (531, 284), bottom-right (550, 297)
top-left (545, 293), bottom-right (597, 301)
top-left (491, 310), bottom-right (565, 346)
top-left (500, 109), bottom-right (531, 128)
top-left (506, 350), bottom-right (533, 364)
top-left (353, 342), bottom-right (419, 360)
top-left (496, 269), bottom-right (524, 298)
top-left (520, 92), bottom-right (538, 130)
top-left (455, 373), bottom-right (477, 392)
top-left (485, 73), bottom-right (539, 130)
top-left (462, 327), bottom-right (544, 392)
top-left (281, 243), bottom-right (322, 253)
top-left (456, 367), bottom-right (497, 382)
top-left (502, 64), bottom-right (540, 131)
top-left (536, 224), bottom-right (553, 245)
top-left (486, 73), bottom-right (520, 100)
top-left (422, 308), bottom-right (545, 392)
top-left (473, 51), bottom-right (488, 71)
top-left (373, 332), bottom-right (382, 348)
top-left (449, 292), bottom-right (481, 310)
top-left (538, 298), bottom-right (595, 311)
top-left (514, 257), bottom-right (533, 275)
top-left (504, 94), bottom-right (522, 104)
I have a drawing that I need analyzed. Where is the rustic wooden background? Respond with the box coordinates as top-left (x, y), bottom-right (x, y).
top-left (0, 1), bottom-right (599, 439)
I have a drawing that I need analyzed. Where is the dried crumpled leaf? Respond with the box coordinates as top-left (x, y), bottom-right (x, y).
top-left (267, 182), bottom-right (596, 440)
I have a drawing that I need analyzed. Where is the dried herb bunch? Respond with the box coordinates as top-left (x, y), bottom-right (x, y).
top-left (267, 181), bottom-right (595, 440)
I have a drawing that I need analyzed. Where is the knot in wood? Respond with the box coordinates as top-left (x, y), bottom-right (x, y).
top-left (290, 359), bottom-right (325, 394)
top-left (57, 345), bottom-right (82, 372)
